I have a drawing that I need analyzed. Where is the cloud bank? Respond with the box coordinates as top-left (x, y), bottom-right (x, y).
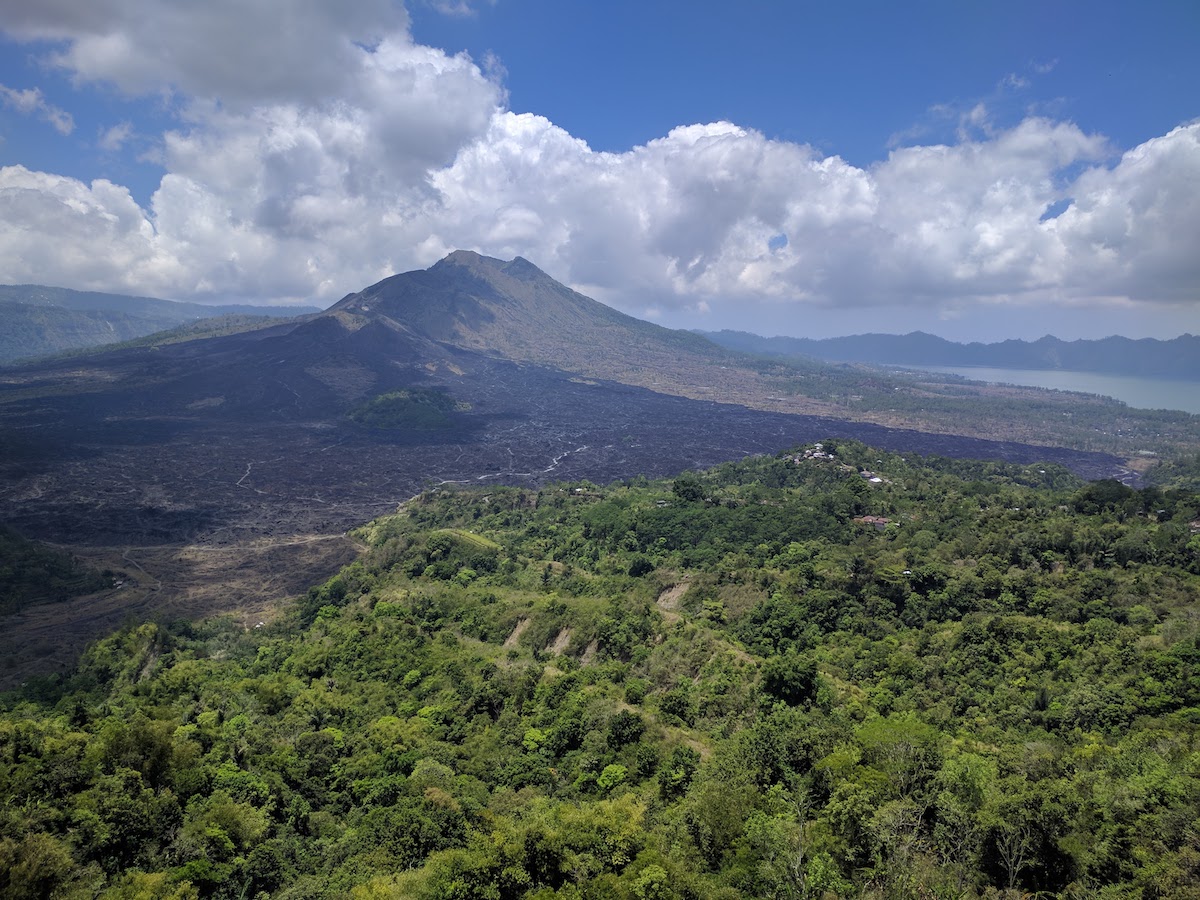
top-left (0, 0), bottom-right (1196, 336)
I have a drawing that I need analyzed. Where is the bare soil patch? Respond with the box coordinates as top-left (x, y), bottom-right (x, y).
top-left (546, 628), bottom-right (572, 655)
top-left (656, 581), bottom-right (691, 610)
top-left (656, 580), bottom-right (691, 626)
top-left (503, 618), bottom-right (530, 649)
top-left (580, 639), bottom-right (598, 666)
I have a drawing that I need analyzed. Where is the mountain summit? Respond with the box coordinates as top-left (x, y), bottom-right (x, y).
top-left (327, 250), bottom-right (722, 381)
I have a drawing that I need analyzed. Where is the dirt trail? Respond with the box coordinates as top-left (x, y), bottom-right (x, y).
top-left (0, 533), bottom-right (362, 690)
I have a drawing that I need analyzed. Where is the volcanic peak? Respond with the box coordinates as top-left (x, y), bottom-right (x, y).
top-left (326, 250), bottom-right (722, 377)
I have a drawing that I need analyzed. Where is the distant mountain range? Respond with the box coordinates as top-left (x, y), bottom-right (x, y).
top-left (0, 284), bottom-right (319, 363)
top-left (702, 330), bottom-right (1200, 379)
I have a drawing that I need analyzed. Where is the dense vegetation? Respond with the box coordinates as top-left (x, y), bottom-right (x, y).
top-left (1147, 452), bottom-right (1200, 492)
top-left (0, 303), bottom-right (164, 364)
top-left (52, 315), bottom-right (290, 357)
top-left (348, 390), bottom-right (464, 431)
top-left (3, 442), bottom-right (1200, 899)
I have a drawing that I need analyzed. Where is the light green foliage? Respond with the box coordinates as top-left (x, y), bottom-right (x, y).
top-left (523, 727), bottom-right (547, 752)
top-left (1, 441), bottom-right (1199, 897)
top-left (99, 871), bottom-right (200, 899)
top-left (632, 864), bottom-right (673, 900)
top-left (596, 763), bottom-right (627, 793)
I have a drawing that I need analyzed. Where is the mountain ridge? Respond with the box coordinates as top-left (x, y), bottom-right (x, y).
top-left (702, 329), bottom-right (1200, 379)
top-left (330, 250), bottom-right (725, 380)
top-left (0, 283), bottom-right (320, 363)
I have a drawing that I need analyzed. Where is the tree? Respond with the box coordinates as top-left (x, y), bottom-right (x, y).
top-left (672, 476), bottom-right (705, 503)
top-left (633, 864), bottom-right (675, 900)
top-left (933, 752), bottom-right (996, 893)
top-left (761, 652), bottom-right (818, 706)
top-left (0, 833), bottom-right (74, 900)
top-left (985, 776), bottom-right (1035, 891)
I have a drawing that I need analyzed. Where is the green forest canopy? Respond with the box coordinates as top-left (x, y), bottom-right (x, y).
top-left (2, 440), bottom-right (1199, 899)
top-left (348, 389), bottom-right (462, 432)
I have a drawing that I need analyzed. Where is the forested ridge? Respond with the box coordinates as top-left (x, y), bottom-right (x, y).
top-left (3, 442), bottom-right (1200, 899)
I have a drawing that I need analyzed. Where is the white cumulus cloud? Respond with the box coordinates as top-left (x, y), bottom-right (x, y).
top-left (0, 0), bottom-right (1197, 338)
top-left (0, 166), bottom-right (161, 288)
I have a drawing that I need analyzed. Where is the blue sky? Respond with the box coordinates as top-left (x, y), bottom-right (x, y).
top-left (1, 0), bottom-right (1197, 340)
top-left (410, 1), bottom-right (1198, 164)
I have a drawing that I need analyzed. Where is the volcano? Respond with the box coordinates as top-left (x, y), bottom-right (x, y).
top-left (0, 251), bottom-right (1141, 681)
top-left (0, 250), bottom-right (1133, 548)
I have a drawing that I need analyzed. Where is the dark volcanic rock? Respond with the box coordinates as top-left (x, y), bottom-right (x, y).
top-left (0, 353), bottom-right (1132, 546)
top-left (0, 253), bottom-right (1135, 546)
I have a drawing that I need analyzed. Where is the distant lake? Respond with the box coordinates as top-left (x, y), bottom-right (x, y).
top-left (900, 365), bottom-right (1200, 415)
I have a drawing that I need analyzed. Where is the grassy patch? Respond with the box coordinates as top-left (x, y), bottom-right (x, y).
top-left (348, 388), bottom-right (460, 431)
